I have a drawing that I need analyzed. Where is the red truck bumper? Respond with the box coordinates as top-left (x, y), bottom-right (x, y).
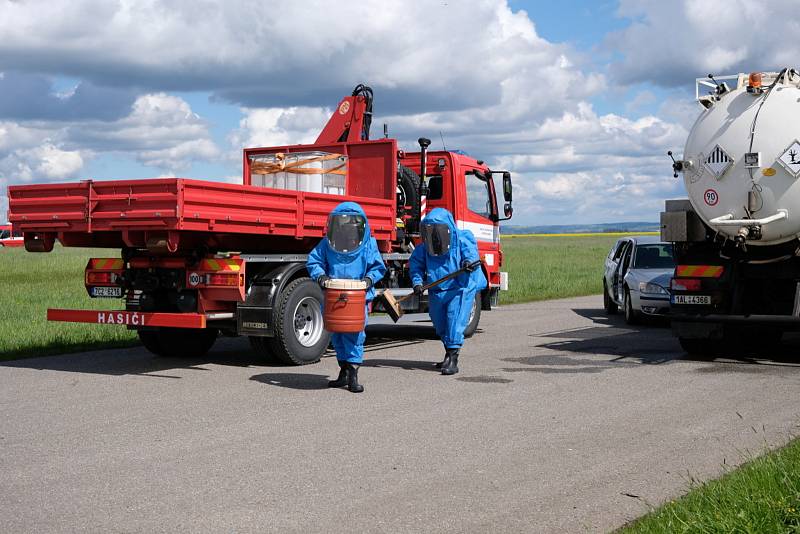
top-left (47, 309), bottom-right (207, 329)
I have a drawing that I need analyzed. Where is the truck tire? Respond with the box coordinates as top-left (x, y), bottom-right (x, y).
top-left (623, 288), bottom-right (639, 325)
top-left (248, 336), bottom-right (281, 364)
top-left (268, 277), bottom-right (330, 365)
top-left (138, 330), bottom-right (162, 355)
top-left (397, 165), bottom-right (421, 231)
top-left (139, 327), bottom-right (217, 358)
top-left (603, 280), bottom-right (618, 314)
top-left (463, 293), bottom-right (482, 338)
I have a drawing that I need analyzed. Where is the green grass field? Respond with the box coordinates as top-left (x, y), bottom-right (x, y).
top-left (500, 234), bottom-right (619, 304)
top-left (0, 246), bottom-right (137, 360)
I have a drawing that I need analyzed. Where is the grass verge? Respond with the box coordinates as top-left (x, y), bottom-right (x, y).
top-left (0, 246), bottom-right (137, 361)
top-left (619, 439), bottom-right (800, 533)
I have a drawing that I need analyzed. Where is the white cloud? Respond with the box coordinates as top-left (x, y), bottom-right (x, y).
top-left (0, 0), bottom-right (704, 225)
top-left (0, 0), bottom-right (604, 115)
top-left (66, 93), bottom-right (220, 171)
top-left (609, 0), bottom-right (800, 87)
top-left (231, 107), bottom-right (330, 150)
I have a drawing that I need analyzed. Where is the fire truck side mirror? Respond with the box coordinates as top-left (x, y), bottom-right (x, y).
top-left (502, 172), bottom-right (512, 202)
top-left (504, 203), bottom-right (513, 219)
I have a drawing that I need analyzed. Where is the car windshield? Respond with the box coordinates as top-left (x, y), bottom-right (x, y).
top-left (633, 244), bottom-right (674, 269)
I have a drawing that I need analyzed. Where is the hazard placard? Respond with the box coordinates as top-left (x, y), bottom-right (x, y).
top-left (704, 145), bottom-right (733, 179)
top-left (777, 140), bottom-right (800, 177)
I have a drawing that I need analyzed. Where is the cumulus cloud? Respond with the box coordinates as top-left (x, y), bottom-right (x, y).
top-left (608, 0), bottom-right (800, 87)
top-left (68, 93), bottom-right (220, 171)
top-left (0, 0), bottom-right (701, 225)
top-left (0, 0), bottom-right (603, 116)
top-left (230, 107), bottom-right (331, 150)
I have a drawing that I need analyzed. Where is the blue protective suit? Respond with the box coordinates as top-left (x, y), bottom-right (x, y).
top-left (307, 202), bottom-right (387, 364)
top-left (409, 208), bottom-right (487, 349)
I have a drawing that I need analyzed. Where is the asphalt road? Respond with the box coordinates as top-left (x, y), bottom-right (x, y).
top-left (2, 295), bottom-right (800, 533)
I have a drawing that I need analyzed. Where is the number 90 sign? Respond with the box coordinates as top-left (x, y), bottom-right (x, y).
top-left (703, 189), bottom-right (719, 206)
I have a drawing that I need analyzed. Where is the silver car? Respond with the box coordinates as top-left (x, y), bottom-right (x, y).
top-left (602, 236), bottom-right (674, 324)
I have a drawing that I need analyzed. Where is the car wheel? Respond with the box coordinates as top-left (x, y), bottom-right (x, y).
top-left (603, 280), bottom-right (618, 314)
top-left (623, 288), bottom-right (639, 325)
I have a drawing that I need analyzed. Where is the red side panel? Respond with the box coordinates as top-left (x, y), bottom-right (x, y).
top-left (47, 309), bottom-right (207, 329)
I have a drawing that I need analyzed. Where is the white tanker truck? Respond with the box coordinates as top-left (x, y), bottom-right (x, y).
top-left (665, 68), bottom-right (800, 354)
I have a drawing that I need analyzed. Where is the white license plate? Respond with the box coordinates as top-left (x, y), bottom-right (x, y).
top-left (91, 286), bottom-right (123, 298)
top-left (672, 294), bottom-right (710, 305)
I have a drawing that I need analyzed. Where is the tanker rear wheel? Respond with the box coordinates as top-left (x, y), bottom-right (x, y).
top-left (678, 337), bottom-right (716, 358)
top-left (268, 277), bottom-right (330, 365)
top-left (138, 327), bottom-right (217, 358)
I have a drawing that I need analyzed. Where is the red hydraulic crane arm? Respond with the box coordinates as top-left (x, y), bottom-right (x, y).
top-left (315, 84), bottom-right (374, 144)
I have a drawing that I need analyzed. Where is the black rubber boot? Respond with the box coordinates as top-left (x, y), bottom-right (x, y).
top-left (328, 361), bottom-right (348, 388)
top-left (434, 350), bottom-right (451, 369)
top-left (347, 363), bottom-right (364, 393)
top-left (441, 349), bottom-right (459, 375)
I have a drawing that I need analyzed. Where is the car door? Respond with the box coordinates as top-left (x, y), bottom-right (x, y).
top-left (614, 242), bottom-right (634, 303)
top-left (604, 239), bottom-right (624, 288)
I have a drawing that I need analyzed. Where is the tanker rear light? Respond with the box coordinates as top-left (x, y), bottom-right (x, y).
top-left (206, 273), bottom-right (243, 287)
top-left (671, 278), bottom-right (701, 292)
top-left (86, 271), bottom-right (118, 286)
top-left (675, 265), bottom-right (724, 278)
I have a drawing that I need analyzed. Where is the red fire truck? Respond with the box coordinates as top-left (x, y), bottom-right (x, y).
top-left (0, 223), bottom-right (23, 247)
top-left (7, 85), bottom-right (514, 364)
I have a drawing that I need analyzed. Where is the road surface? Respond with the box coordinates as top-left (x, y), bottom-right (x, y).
top-left (1, 295), bottom-right (799, 533)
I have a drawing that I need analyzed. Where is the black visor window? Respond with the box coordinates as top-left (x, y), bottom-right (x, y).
top-left (421, 223), bottom-right (451, 256)
top-left (328, 214), bottom-right (366, 252)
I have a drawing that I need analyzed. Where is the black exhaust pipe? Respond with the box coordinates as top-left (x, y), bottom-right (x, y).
top-left (417, 137), bottom-right (431, 231)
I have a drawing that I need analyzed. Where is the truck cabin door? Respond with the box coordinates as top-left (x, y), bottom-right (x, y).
top-left (457, 166), bottom-right (500, 252)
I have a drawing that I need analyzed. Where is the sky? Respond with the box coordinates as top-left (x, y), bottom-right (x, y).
top-left (0, 0), bottom-right (795, 226)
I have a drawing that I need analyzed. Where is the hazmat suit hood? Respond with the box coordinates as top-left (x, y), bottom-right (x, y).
top-left (325, 201), bottom-right (372, 261)
top-left (306, 201), bottom-right (386, 304)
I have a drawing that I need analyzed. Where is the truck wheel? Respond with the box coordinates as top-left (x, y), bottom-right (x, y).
top-left (269, 277), bottom-right (330, 365)
top-left (397, 165), bottom-right (421, 231)
top-left (463, 293), bottom-right (482, 338)
top-left (139, 327), bottom-right (217, 358)
top-left (679, 337), bottom-right (716, 357)
top-left (138, 330), bottom-right (163, 355)
top-left (248, 336), bottom-right (281, 364)
top-left (603, 280), bottom-right (618, 314)
top-left (623, 288), bottom-right (639, 325)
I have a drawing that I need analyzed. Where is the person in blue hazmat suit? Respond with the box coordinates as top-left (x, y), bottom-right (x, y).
top-left (410, 208), bottom-right (487, 375)
top-left (307, 202), bottom-right (386, 393)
